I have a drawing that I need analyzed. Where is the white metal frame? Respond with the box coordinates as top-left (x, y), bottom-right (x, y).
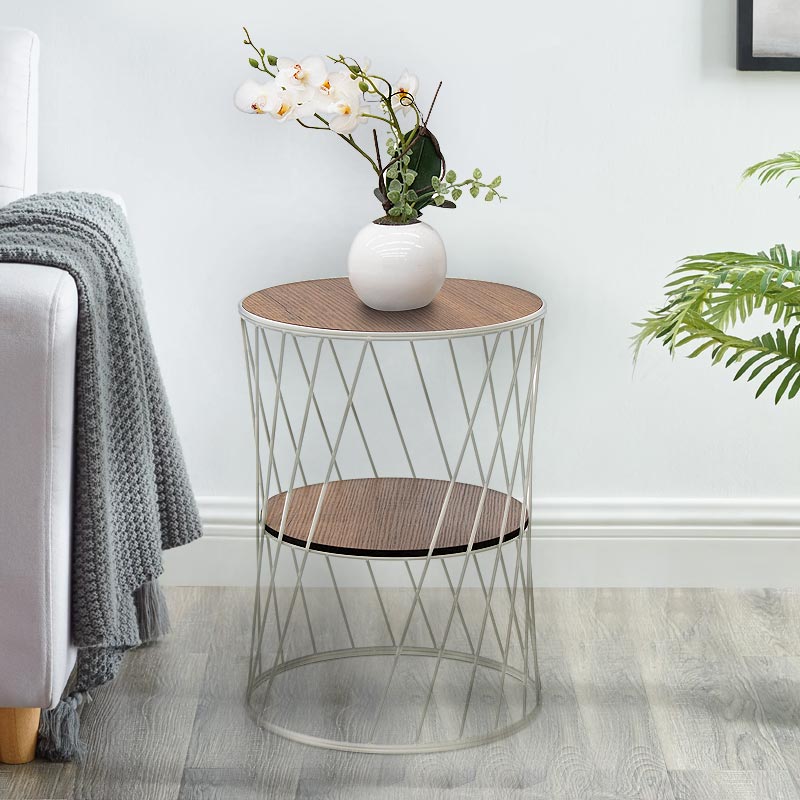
top-left (240, 296), bottom-right (546, 754)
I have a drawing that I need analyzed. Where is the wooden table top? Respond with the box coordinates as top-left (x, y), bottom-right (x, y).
top-left (241, 278), bottom-right (543, 336)
top-left (264, 477), bottom-right (525, 558)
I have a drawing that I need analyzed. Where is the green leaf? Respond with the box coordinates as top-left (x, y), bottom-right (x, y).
top-left (756, 361), bottom-right (792, 398)
top-left (406, 189), bottom-right (418, 202)
top-left (403, 170), bottom-right (418, 185)
top-left (788, 370), bottom-right (800, 399)
top-left (470, 185), bottom-right (480, 198)
top-left (387, 190), bottom-right (401, 203)
top-left (431, 176), bottom-right (441, 191)
top-left (445, 169), bottom-right (457, 183)
top-left (775, 364), bottom-right (800, 402)
top-left (434, 195), bottom-right (445, 206)
top-left (743, 151), bottom-right (800, 188)
top-left (473, 168), bottom-right (482, 180)
top-left (388, 207), bottom-right (403, 217)
top-left (485, 192), bottom-right (494, 201)
top-left (490, 176), bottom-right (502, 188)
top-left (452, 188), bottom-right (462, 201)
top-left (389, 179), bottom-right (402, 193)
top-left (386, 165), bottom-right (399, 180)
top-left (248, 58), bottom-right (260, 68)
top-left (403, 128), bottom-right (444, 210)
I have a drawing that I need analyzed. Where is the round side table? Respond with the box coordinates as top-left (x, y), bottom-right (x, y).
top-left (239, 277), bottom-right (546, 753)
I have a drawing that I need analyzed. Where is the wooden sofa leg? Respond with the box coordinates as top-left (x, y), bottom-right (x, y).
top-left (0, 708), bottom-right (40, 764)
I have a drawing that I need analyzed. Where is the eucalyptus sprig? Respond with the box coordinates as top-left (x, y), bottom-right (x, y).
top-left (236, 30), bottom-right (506, 224)
top-left (430, 169), bottom-right (505, 207)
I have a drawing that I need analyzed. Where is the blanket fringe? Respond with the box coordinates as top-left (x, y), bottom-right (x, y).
top-left (134, 579), bottom-right (171, 642)
top-left (36, 582), bottom-right (170, 761)
top-left (36, 693), bottom-right (89, 762)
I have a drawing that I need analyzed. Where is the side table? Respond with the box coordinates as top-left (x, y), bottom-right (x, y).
top-left (239, 277), bottom-right (546, 753)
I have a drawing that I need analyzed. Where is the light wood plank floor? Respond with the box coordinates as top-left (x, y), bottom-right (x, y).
top-left (3, 587), bottom-right (800, 800)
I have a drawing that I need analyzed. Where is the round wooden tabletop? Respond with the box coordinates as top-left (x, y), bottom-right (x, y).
top-left (264, 477), bottom-right (525, 558)
top-left (241, 278), bottom-right (543, 338)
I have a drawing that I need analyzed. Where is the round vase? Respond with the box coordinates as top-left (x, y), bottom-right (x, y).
top-left (347, 220), bottom-right (447, 312)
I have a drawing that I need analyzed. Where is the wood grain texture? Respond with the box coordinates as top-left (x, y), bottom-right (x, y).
top-left (567, 641), bottom-right (674, 799)
top-left (70, 589), bottom-right (209, 800)
top-left (717, 590), bottom-right (800, 657)
top-left (265, 477), bottom-right (524, 557)
top-left (0, 760), bottom-right (75, 800)
top-left (668, 770), bottom-right (798, 800)
top-left (241, 278), bottom-right (543, 335)
top-left (5, 588), bottom-right (800, 800)
top-left (180, 588), bottom-right (302, 800)
top-left (0, 708), bottom-right (39, 765)
top-left (745, 655), bottom-right (800, 791)
top-left (639, 645), bottom-right (785, 771)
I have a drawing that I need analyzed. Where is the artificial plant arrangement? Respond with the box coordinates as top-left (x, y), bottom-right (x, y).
top-left (234, 27), bottom-right (505, 224)
top-left (635, 151), bottom-right (800, 404)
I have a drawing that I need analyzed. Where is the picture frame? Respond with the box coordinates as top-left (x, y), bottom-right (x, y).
top-left (738, 0), bottom-right (800, 71)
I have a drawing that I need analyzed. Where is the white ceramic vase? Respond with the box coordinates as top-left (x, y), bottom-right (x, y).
top-left (347, 220), bottom-right (447, 311)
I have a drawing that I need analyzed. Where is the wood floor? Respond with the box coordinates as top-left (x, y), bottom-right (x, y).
top-left (3, 587), bottom-right (800, 799)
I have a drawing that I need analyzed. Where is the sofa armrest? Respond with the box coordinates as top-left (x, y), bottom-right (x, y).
top-left (0, 263), bottom-right (78, 708)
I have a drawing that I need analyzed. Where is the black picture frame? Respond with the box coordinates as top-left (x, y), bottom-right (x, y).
top-left (738, 0), bottom-right (800, 70)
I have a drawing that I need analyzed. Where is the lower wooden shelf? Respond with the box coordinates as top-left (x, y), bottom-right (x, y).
top-left (264, 477), bottom-right (525, 558)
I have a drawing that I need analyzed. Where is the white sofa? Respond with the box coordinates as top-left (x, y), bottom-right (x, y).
top-left (0, 28), bottom-right (77, 763)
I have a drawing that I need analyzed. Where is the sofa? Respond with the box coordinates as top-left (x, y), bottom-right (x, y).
top-left (0, 27), bottom-right (76, 764)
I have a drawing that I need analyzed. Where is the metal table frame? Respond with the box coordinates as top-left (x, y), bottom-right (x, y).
top-left (239, 292), bottom-right (546, 753)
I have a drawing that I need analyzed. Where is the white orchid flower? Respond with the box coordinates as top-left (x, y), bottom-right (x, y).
top-left (276, 56), bottom-right (329, 101)
top-left (234, 79), bottom-right (309, 121)
top-left (392, 70), bottom-right (419, 115)
top-left (326, 72), bottom-right (367, 134)
top-left (234, 80), bottom-right (273, 114)
top-left (269, 87), bottom-right (299, 122)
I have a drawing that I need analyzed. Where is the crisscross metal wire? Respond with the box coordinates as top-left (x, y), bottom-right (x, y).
top-left (240, 310), bottom-right (544, 753)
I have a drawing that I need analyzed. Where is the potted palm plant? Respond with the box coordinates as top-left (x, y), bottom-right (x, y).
top-left (635, 151), bottom-right (800, 403)
top-left (234, 28), bottom-right (506, 311)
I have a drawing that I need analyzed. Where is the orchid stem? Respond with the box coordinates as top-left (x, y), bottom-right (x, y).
top-left (242, 26), bottom-right (275, 78)
top-left (424, 81), bottom-right (443, 126)
top-left (363, 113), bottom-right (393, 125)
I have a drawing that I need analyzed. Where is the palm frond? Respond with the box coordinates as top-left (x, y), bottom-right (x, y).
top-left (633, 245), bottom-right (800, 402)
top-left (636, 148), bottom-right (800, 402)
top-left (742, 151), bottom-right (800, 188)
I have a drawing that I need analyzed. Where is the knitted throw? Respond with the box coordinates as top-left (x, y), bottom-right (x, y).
top-left (0, 193), bottom-right (203, 760)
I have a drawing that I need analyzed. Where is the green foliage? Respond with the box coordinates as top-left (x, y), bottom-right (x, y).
top-left (404, 129), bottom-right (444, 210)
top-left (431, 171), bottom-right (505, 208)
top-left (634, 149), bottom-right (800, 402)
top-left (742, 151), bottom-right (800, 188)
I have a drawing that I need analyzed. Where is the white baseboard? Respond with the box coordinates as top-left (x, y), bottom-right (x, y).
top-left (159, 496), bottom-right (800, 589)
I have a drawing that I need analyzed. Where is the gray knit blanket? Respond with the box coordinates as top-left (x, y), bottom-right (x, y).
top-left (0, 193), bottom-right (203, 760)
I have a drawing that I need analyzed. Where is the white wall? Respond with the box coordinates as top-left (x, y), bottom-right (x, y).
top-left (6, 0), bottom-right (800, 585)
